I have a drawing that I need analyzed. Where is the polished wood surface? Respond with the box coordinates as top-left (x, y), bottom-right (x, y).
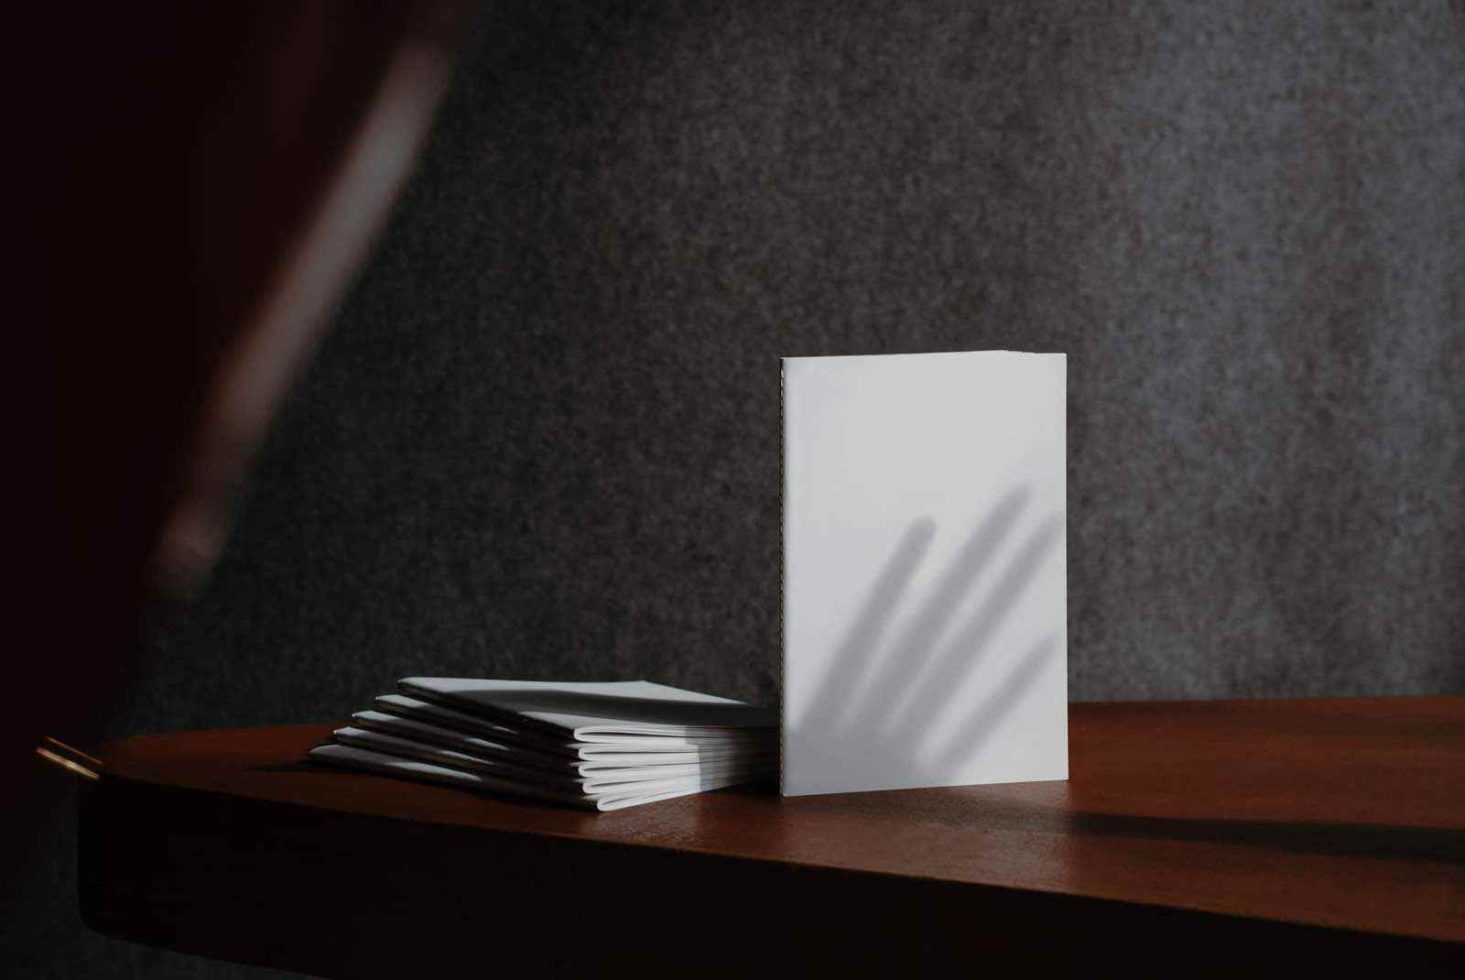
top-left (81, 697), bottom-right (1464, 976)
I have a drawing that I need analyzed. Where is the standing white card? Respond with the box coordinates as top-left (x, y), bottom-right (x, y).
top-left (781, 350), bottom-right (1067, 796)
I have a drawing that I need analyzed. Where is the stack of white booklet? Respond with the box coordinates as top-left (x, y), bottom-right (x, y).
top-left (308, 678), bottom-right (777, 811)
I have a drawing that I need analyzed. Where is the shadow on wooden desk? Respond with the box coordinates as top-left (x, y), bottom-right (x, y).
top-left (78, 698), bottom-right (1465, 977)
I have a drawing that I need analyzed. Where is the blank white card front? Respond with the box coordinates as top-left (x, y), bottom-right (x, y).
top-left (781, 350), bottom-right (1067, 796)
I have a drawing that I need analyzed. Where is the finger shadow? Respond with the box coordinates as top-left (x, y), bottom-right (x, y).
top-left (795, 516), bottom-right (936, 734)
top-left (848, 487), bottom-right (1032, 733)
top-left (931, 633), bottom-right (1060, 768)
top-left (882, 515), bottom-right (1062, 744)
top-left (787, 486), bottom-right (1062, 793)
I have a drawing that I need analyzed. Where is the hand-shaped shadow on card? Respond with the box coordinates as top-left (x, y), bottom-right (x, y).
top-left (788, 487), bottom-right (1063, 793)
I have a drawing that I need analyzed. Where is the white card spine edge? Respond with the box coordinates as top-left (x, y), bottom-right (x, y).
top-left (778, 356), bottom-right (788, 796)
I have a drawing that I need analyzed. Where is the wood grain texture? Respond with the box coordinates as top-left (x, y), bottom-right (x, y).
top-left (81, 698), bottom-right (1464, 976)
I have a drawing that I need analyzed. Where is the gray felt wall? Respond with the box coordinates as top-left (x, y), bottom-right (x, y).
top-left (10, 2), bottom-right (1463, 976)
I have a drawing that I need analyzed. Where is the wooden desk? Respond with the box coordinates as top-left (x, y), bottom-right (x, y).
top-left (79, 698), bottom-right (1464, 976)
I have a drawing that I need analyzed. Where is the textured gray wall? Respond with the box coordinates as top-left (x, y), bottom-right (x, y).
top-left (11, 1), bottom-right (1463, 976)
top-left (135, 0), bottom-right (1463, 727)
